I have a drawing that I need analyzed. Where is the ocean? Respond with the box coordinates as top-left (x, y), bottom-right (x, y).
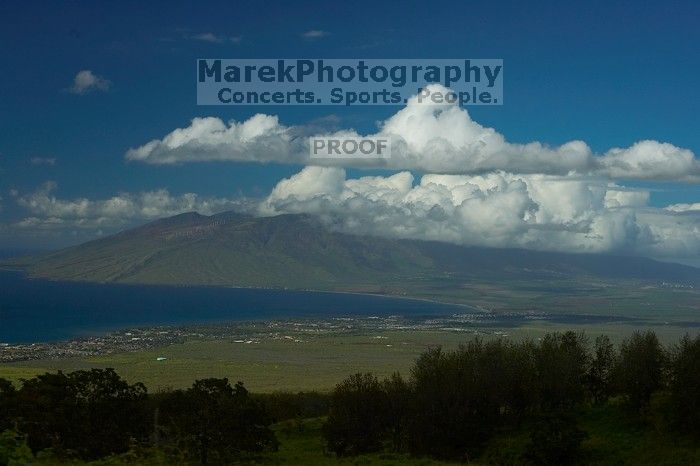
top-left (0, 270), bottom-right (466, 344)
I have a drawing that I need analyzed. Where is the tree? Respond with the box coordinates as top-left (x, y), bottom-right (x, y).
top-left (253, 391), bottom-right (329, 422)
top-left (322, 373), bottom-right (388, 456)
top-left (666, 334), bottom-right (700, 434)
top-left (14, 369), bottom-right (151, 460)
top-left (69, 368), bottom-right (151, 458)
top-left (382, 372), bottom-right (410, 452)
top-left (502, 340), bottom-right (538, 423)
top-left (616, 330), bottom-right (666, 412)
top-left (408, 341), bottom-right (510, 460)
top-left (535, 332), bottom-right (590, 411)
top-left (0, 379), bottom-right (17, 432)
top-left (158, 378), bottom-right (277, 464)
top-left (588, 335), bottom-right (616, 404)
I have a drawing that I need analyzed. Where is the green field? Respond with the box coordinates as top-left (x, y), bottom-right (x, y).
top-left (0, 331), bottom-right (464, 392)
top-left (2, 323), bottom-right (698, 392)
top-left (374, 277), bottom-right (700, 320)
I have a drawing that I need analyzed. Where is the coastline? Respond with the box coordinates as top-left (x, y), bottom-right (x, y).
top-left (3, 266), bottom-right (485, 312)
top-left (0, 269), bottom-right (485, 347)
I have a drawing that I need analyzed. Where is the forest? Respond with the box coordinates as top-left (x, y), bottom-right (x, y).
top-left (1, 331), bottom-right (699, 465)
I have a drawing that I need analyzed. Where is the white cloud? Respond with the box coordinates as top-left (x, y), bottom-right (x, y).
top-left (14, 182), bottom-right (250, 230)
top-left (10, 175), bottom-right (698, 263)
top-left (600, 141), bottom-right (700, 182)
top-left (30, 157), bottom-right (56, 166)
top-left (125, 115), bottom-right (300, 165)
top-left (259, 166), bottom-right (700, 260)
top-left (192, 32), bottom-right (223, 43)
top-left (373, 89), bottom-right (594, 175)
top-left (68, 70), bottom-right (111, 94)
top-left (125, 85), bottom-right (700, 183)
top-left (603, 186), bottom-right (650, 208)
top-left (190, 33), bottom-right (241, 44)
top-left (301, 30), bottom-right (329, 39)
top-left (665, 202), bottom-right (700, 213)
top-left (116, 84), bottom-right (700, 262)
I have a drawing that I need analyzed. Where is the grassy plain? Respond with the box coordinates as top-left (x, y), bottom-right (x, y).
top-left (2, 322), bottom-right (698, 392)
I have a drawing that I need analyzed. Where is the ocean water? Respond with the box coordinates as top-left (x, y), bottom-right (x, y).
top-left (0, 270), bottom-right (466, 344)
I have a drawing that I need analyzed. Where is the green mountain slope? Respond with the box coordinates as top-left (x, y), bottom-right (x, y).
top-left (21, 213), bottom-right (437, 288)
top-left (11, 212), bottom-right (700, 315)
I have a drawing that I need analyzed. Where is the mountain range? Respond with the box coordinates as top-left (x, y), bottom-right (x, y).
top-left (8, 211), bottom-right (700, 314)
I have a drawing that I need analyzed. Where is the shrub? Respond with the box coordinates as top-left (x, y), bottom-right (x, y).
top-left (522, 412), bottom-right (588, 466)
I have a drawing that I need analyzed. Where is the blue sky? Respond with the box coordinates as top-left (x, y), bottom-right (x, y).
top-left (1, 0), bottom-right (699, 260)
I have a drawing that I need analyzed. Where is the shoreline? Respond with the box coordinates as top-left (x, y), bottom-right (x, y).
top-left (2, 266), bottom-right (487, 312)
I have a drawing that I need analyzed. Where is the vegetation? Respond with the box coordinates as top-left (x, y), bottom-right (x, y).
top-left (1, 331), bottom-right (700, 464)
top-left (665, 334), bottom-right (700, 434)
top-left (9, 211), bottom-right (699, 318)
top-left (320, 331), bottom-right (700, 464)
top-left (156, 378), bottom-right (278, 464)
top-left (0, 371), bottom-right (276, 464)
top-left (2, 325), bottom-right (694, 394)
top-left (2, 369), bottom-right (150, 459)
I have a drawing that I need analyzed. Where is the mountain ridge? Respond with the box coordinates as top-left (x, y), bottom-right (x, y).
top-left (11, 211), bottom-right (698, 289)
top-left (6, 211), bottom-right (700, 316)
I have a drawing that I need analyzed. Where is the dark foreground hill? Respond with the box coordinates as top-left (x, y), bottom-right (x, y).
top-left (13, 212), bottom-right (700, 294)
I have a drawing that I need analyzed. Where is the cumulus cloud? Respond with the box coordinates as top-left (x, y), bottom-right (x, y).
top-left (14, 182), bottom-right (251, 230)
top-left (258, 166), bottom-right (700, 260)
top-left (68, 70), bottom-right (111, 94)
top-left (665, 202), bottom-right (700, 213)
top-left (633, 208), bottom-right (700, 259)
top-left (126, 85), bottom-right (700, 182)
top-left (125, 114), bottom-right (301, 165)
top-left (600, 141), bottom-right (700, 182)
top-left (116, 85), bottom-right (700, 261)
